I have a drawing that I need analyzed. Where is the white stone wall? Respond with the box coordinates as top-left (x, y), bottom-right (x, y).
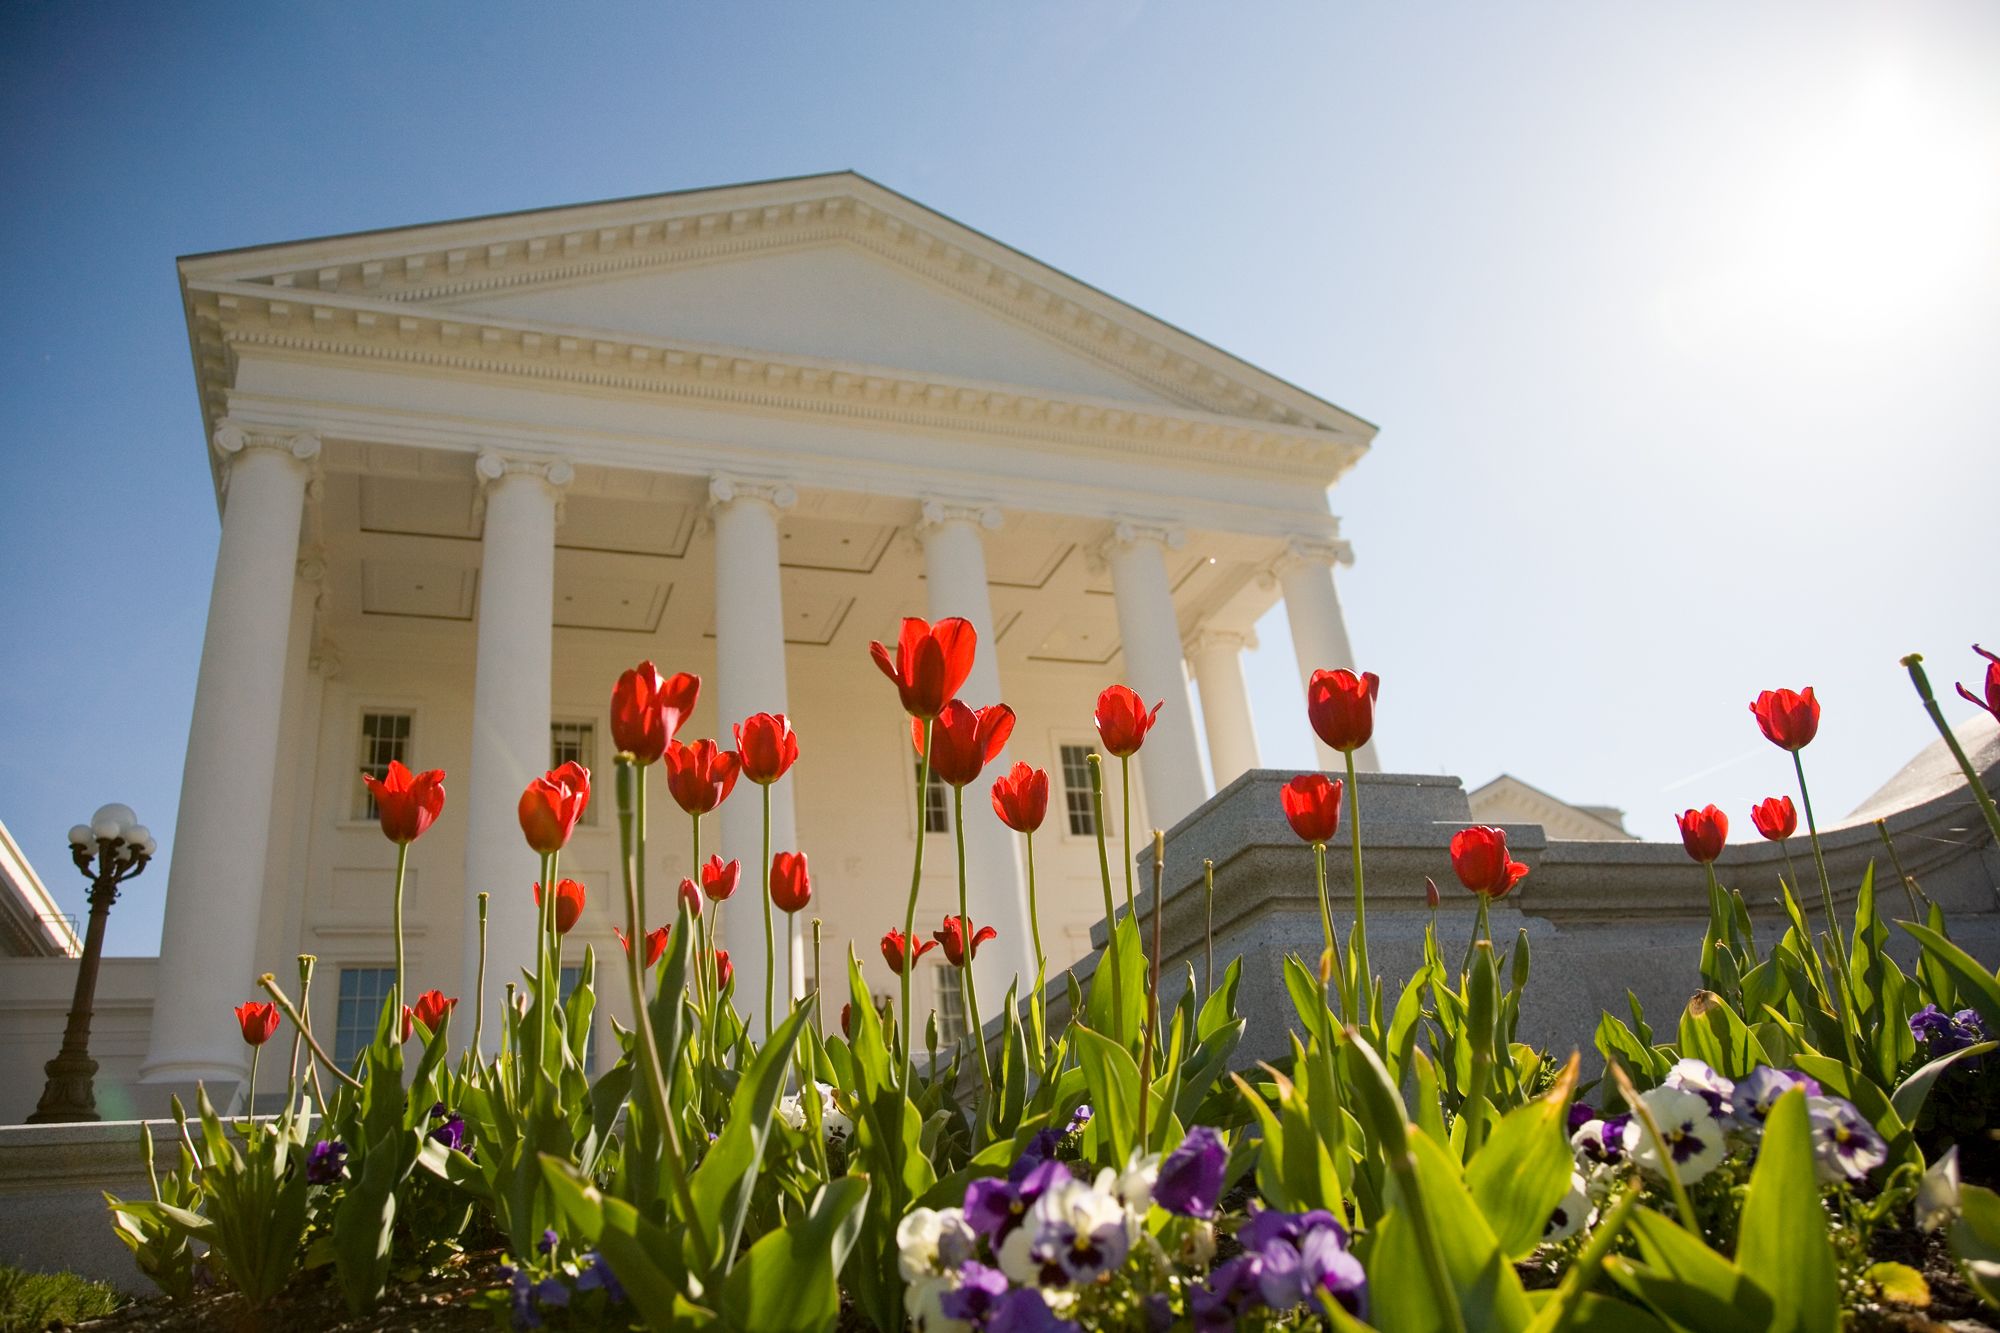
top-left (0, 957), bottom-right (157, 1123)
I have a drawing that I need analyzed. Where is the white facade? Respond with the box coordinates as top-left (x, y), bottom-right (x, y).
top-left (144, 173), bottom-right (1377, 1091)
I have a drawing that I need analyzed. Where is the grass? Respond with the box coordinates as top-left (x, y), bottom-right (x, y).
top-left (0, 1263), bottom-right (124, 1332)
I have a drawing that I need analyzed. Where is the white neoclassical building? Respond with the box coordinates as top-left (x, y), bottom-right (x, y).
top-left (139, 173), bottom-right (1377, 1097)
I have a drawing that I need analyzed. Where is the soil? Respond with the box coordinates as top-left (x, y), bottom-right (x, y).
top-left (66, 1251), bottom-right (501, 1333)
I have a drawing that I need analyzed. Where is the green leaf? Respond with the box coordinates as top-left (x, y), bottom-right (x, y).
top-left (1198, 955), bottom-right (1243, 1041)
top-left (1073, 1024), bottom-right (1142, 1165)
top-left (1899, 921), bottom-right (2000, 1037)
top-left (1891, 1040), bottom-right (1998, 1125)
top-left (1863, 1260), bottom-right (1930, 1308)
top-left (332, 1128), bottom-right (420, 1315)
top-left (687, 1001), bottom-right (818, 1270)
top-left (1371, 1129), bottom-right (1533, 1333)
top-left (540, 1155), bottom-right (695, 1326)
top-left (1607, 1208), bottom-right (1772, 1333)
top-left (1526, 1291), bottom-right (1672, 1333)
top-left (718, 1176), bottom-right (869, 1333)
top-left (1467, 1057), bottom-right (1578, 1259)
top-left (1736, 1090), bottom-right (1839, 1333)
top-left (1677, 992), bottom-right (1758, 1080)
top-left (1083, 914), bottom-right (1146, 1047)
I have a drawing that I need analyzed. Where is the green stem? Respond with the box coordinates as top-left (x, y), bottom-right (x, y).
top-left (1779, 839), bottom-right (1802, 899)
top-left (812, 919), bottom-right (824, 1043)
top-left (538, 850), bottom-right (556, 1078)
top-left (473, 893), bottom-right (488, 1060)
top-left (1344, 750), bottom-right (1371, 1030)
top-left (691, 810), bottom-right (708, 1025)
top-left (1793, 751), bottom-right (1848, 975)
top-left (391, 841), bottom-right (409, 1025)
top-left (1138, 830), bottom-right (1165, 1151)
top-left (1873, 818), bottom-right (1929, 918)
top-left (953, 785), bottom-right (991, 1091)
top-left (1203, 858), bottom-right (1215, 999)
top-left (901, 720), bottom-right (934, 1089)
top-left (1024, 830), bottom-right (1045, 981)
top-left (1312, 841), bottom-right (1336, 976)
top-left (761, 781), bottom-right (774, 1042)
top-left (246, 1044), bottom-right (260, 1122)
top-left (1087, 754), bottom-right (1125, 1039)
top-left (1903, 653), bottom-right (2000, 851)
top-left (613, 759), bottom-right (711, 1276)
top-left (1120, 755), bottom-right (1134, 915)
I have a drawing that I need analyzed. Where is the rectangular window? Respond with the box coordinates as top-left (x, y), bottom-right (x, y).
top-left (357, 712), bottom-right (412, 819)
top-left (334, 966), bottom-right (396, 1069)
top-left (933, 965), bottom-right (967, 1046)
top-left (915, 762), bottom-right (950, 834)
top-left (550, 722), bottom-right (598, 825)
top-left (1059, 743), bottom-right (1101, 837)
top-left (559, 964), bottom-right (598, 1076)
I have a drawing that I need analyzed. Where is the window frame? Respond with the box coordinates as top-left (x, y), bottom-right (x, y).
top-left (1053, 736), bottom-right (1113, 843)
top-left (932, 963), bottom-right (968, 1047)
top-left (332, 964), bottom-right (397, 1069)
top-left (352, 707), bottom-right (417, 822)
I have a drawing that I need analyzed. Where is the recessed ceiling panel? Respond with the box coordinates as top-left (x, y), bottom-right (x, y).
top-left (361, 561), bottom-right (477, 620)
top-left (703, 589), bottom-right (854, 647)
top-left (558, 496), bottom-right (697, 557)
top-left (554, 576), bottom-right (670, 632)
top-left (358, 477), bottom-right (480, 540)
top-left (1026, 609), bottom-right (1120, 665)
top-left (778, 517), bottom-right (894, 573)
top-left (986, 539), bottom-right (1072, 589)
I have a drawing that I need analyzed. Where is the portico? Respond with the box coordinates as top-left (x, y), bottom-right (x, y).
top-left (142, 173), bottom-right (1378, 1089)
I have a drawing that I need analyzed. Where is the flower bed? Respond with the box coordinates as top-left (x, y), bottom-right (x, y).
top-left (98, 638), bottom-right (2000, 1330)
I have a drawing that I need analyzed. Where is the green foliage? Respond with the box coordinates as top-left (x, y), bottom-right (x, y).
top-left (0, 1264), bottom-right (123, 1332)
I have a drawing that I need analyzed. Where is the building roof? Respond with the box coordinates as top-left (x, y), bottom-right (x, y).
top-left (0, 818), bottom-right (82, 957)
top-left (1467, 774), bottom-right (1638, 842)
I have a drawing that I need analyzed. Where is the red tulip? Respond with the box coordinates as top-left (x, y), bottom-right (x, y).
top-left (881, 927), bottom-right (938, 975)
top-left (1958, 644), bottom-right (2000, 722)
top-left (614, 924), bottom-right (671, 968)
top-left (1449, 826), bottom-right (1530, 898)
top-left (1750, 687), bottom-right (1820, 752)
top-left (610, 663), bottom-right (700, 765)
top-left (1750, 795), bottom-right (1798, 842)
top-left (360, 760), bottom-right (446, 845)
top-left (534, 878), bottom-right (587, 934)
top-left (1280, 773), bottom-right (1344, 844)
top-left (713, 949), bottom-right (733, 990)
top-left (1306, 669), bottom-right (1380, 754)
top-left (700, 855), bottom-right (741, 902)
top-left (915, 700), bottom-right (1015, 788)
top-left (933, 914), bottom-right (997, 968)
top-left (519, 761), bottom-right (590, 854)
top-left (734, 714), bottom-right (799, 785)
top-left (677, 877), bottom-right (703, 918)
top-left (869, 616), bottom-right (977, 720)
top-left (1675, 805), bottom-right (1729, 864)
top-left (769, 851), bottom-right (811, 913)
top-left (1094, 684), bottom-right (1163, 759)
top-left (664, 738), bottom-right (741, 815)
top-left (402, 989), bottom-right (457, 1040)
top-left (990, 762), bottom-right (1049, 834)
top-left (234, 1000), bottom-right (280, 1047)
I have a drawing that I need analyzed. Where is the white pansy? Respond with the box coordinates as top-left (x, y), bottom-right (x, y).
top-left (1107, 1147), bottom-right (1160, 1217)
top-left (1662, 1058), bottom-right (1736, 1122)
top-left (897, 1208), bottom-right (949, 1281)
top-left (1918, 1146), bottom-right (1962, 1232)
top-left (776, 1094), bottom-right (807, 1132)
top-left (904, 1274), bottom-right (969, 1333)
top-left (1543, 1171), bottom-right (1592, 1242)
top-left (813, 1081), bottom-right (854, 1140)
top-left (996, 1223), bottom-right (1041, 1287)
top-left (1623, 1086), bottom-right (1727, 1185)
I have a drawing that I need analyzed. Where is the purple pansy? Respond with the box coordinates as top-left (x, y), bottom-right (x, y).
top-left (968, 1158), bottom-right (1070, 1248)
top-left (575, 1252), bottom-right (625, 1303)
top-left (306, 1139), bottom-right (347, 1185)
top-left (1911, 1005), bottom-right (1986, 1056)
top-left (1664, 1058), bottom-right (1736, 1122)
top-left (988, 1288), bottom-right (1081, 1333)
top-left (1191, 1209), bottom-right (1365, 1328)
top-left (1154, 1125), bottom-right (1229, 1219)
top-left (428, 1104), bottom-right (470, 1155)
top-left (1567, 1101), bottom-right (1598, 1133)
top-left (1735, 1067), bottom-right (1821, 1124)
top-left (939, 1261), bottom-right (1012, 1322)
top-left (1807, 1095), bottom-right (1889, 1183)
top-left (1571, 1114), bottom-right (1630, 1166)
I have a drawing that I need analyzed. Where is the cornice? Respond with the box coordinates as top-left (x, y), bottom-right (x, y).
top-left (189, 284), bottom-right (1366, 484)
top-left (182, 181), bottom-right (1375, 443)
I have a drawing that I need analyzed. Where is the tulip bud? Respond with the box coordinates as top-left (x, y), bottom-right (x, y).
top-left (1467, 941), bottom-right (1499, 1059)
top-left (1424, 877), bottom-right (1440, 910)
top-left (1318, 947), bottom-right (1335, 988)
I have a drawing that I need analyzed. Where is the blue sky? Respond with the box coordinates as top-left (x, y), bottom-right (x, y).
top-left (3, 2), bottom-right (1996, 955)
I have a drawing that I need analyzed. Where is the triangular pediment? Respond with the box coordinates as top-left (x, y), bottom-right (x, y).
top-left (181, 173), bottom-right (1376, 442)
top-left (426, 241), bottom-right (1183, 407)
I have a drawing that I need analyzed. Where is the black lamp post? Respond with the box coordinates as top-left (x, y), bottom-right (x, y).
top-left (27, 804), bottom-right (154, 1123)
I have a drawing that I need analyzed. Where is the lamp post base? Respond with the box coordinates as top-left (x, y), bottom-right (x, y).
top-left (27, 1051), bottom-right (101, 1123)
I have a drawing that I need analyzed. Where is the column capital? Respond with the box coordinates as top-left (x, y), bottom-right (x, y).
top-left (1185, 626), bottom-right (1256, 657)
top-left (475, 450), bottom-right (574, 490)
top-left (918, 497), bottom-right (1003, 534)
top-left (213, 421), bottom-right (321, 465)
top-left (1087, 518), bottom-right (1185, 573)
top-left (1259, 533), bottom-right (1355, 587)
top-left (708, 473), bottom-right (797, 513)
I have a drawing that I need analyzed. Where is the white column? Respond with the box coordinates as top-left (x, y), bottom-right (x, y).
top-left (918, 500), bottom-right (1034, 1005)
top-left (143, 424), bottom-right (318, 1087)
top-left (710, 476), bottom-right (801, 1034)
top-left (461, 452), bottom-right (569, 1045)
top-left (1275, 534), bottom-right (1380, 773)
top-left (1187, 629), bottom-right (1261, 789)
top-left (1101, 522), bottom-right (1210, 830)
